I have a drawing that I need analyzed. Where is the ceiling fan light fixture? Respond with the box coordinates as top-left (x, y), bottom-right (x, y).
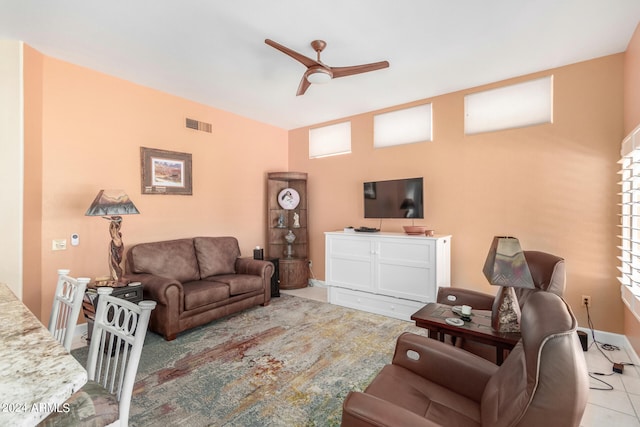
top-left (306, 68), bottom-right (332, 84)
top-left (265, 38), bottom-right (388, 95)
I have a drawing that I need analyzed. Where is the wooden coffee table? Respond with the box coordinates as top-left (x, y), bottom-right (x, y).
top-left (411, 303), bottom-right (521, 365)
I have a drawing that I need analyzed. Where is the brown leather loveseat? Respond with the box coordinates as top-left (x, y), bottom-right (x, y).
top-left (125, 236), bottom-right (274, 341)
top-left (341, 291), bottom-right (588, 427)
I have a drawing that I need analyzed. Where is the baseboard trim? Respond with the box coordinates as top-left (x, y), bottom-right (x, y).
top-left (570, 327), bottom-right (639, 365)
top-left (75, 322), bottom-right (88, 338)
top-left (308, 279), bottom-right (327, 288)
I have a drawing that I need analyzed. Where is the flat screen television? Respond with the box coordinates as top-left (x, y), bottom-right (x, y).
top-left (364, 177), bottom-right (424, 219)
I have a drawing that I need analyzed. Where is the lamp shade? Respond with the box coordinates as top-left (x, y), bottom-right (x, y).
top-left (85, 190), bottom-right (139, 217)
top-left (482, 236), bottom-right (534, 289)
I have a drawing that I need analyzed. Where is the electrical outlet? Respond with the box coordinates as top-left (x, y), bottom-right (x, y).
top-left (582, 295), bottom-right (591, 308)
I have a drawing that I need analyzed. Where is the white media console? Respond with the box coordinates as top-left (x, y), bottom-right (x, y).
top-left (325, 231), bottom-right (451, 321)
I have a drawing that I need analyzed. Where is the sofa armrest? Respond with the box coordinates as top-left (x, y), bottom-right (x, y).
top-left (235, 258), bottom-right (274, 304)
top-left (342, 392), bottom-right (442, 427)
top-left (125, 272), bottom-right (183, 306)
top-left (392, 332), bottom-right (498, 402)
top-left (437, 287), bottom-right (495, 310)
top-left (235, 258), bottom-right (274, 279)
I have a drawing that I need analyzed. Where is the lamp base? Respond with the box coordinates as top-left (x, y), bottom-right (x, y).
top-left (107, 216), bottom-right (125, 283)
top-left (491, 286), bottom-right (522, 333)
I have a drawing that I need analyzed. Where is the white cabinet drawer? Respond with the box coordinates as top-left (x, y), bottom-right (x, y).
top-left (328, 286), bottom-right (424, 321)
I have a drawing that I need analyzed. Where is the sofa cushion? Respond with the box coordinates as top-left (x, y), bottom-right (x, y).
top-left (194, 236), bottom-right (240, 278)
top-left (128, 238), bottom-right (201, 283)
top-left (208, 274), bottom-right (263, 296)
top-left (183, 280), bottom-right (230, 311)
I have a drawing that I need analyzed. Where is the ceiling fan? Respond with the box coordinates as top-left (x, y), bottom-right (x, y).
top-left (265, 38), bottom-right (390, 96)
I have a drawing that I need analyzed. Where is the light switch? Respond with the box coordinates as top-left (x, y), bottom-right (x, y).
top-left (52, 239), bottom-right (67, 251)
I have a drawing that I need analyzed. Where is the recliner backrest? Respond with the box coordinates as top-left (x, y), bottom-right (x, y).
top-left (514, 251), bottom-right (565, 307)
top-left (480, 292), bottom-right (587, 427)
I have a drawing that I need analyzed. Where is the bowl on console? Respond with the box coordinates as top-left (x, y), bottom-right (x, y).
top-left (403, 225), bottom-right (427, 235)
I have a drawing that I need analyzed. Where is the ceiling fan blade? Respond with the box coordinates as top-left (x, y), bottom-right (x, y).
top-left (265, 39), bottom-right (320, 68)
top-left (330, 61), bottom-right (390, 79)
top-left (296, 75), bottom-right (311, 96)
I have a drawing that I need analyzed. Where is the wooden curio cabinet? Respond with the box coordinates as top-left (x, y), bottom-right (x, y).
top-left (267, 172), bottom-right (308, 289)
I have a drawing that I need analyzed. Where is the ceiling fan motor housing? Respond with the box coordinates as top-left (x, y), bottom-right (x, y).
top-left (306, 67), bottom-right (332, 84)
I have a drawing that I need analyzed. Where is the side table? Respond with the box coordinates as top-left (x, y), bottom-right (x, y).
top-left (279, 258), bottom-right (308, 289)
top-left (266, 257), bottom-right (280, 297)
top-left (82, 283), bottom-right (143, 341)
top-left (411, 302), bottom-right (520, 365)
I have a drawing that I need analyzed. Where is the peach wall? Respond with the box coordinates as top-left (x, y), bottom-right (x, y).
top-left (0, 41), bottom-right (24, 300)
top-left (624, 24), bottom-right (640, 353)
top-left (22, 44), bottom-right (43, 315)
top-left (289, 54), bottom-right (624, 333)
top-left (625, 23), bottom-right (640, 134)
top-left (24, 48), bottom-right (288, 322)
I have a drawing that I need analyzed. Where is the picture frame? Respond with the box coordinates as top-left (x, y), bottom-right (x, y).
top-left (140, 147), bottom-right (192, 195)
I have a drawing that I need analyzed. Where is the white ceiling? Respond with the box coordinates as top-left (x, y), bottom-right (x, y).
top-left (2, 1), bottom-right (640, 130)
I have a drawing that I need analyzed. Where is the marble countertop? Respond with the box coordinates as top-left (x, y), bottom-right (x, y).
top-left (0, 283), bottom-right (87, 426)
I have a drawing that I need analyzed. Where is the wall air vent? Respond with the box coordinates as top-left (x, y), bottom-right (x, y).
top-left (186, 118), bottom-right (212, 133)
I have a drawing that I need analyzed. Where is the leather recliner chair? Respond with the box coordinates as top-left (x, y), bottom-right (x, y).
top-left (436, 250), bottom-right (565, 363)
top-left (341, 291), bottom-right (588, 427)
top-left (437, 250), bottom-right (566, 310)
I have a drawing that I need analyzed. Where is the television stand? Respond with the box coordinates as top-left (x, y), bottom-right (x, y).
top-left (325, 231), bottom-right (451, 321)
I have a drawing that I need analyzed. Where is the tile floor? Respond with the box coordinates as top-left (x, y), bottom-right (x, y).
top-left (283, 285), bottom-right (640, 426)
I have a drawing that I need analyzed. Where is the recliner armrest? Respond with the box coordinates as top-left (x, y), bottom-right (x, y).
top-left (342, 392), bottom-right (442, 427)
top-left (437, 287), bottom-right (494, 310)
top-left (392, 332), bottom-right (498, 402)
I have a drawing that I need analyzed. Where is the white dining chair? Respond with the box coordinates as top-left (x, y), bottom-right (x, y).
top-left (41, 287), bottom-right (156, 427)
top-left (86, 287), bottom-right (156, 426)
top-left (48, 269), bottom-right (91, 351)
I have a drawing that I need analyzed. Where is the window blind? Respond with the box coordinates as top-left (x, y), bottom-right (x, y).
top-left (620, 124), bottom-right (640, 317)
top-left (464, 76), bottom-right (553, 135)
top-left (373, 103), bottom-right (432, 148)
top-left (309, 121), bottom-right (351, 159)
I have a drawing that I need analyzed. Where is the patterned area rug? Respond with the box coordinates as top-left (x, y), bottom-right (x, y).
top-left (73, 294), bottom-right (428, 426)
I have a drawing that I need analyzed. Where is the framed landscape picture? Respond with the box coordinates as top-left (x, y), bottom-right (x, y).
top-left (140, 147), bottom-right (192, 195)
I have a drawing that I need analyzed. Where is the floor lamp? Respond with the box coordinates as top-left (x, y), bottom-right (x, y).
top-left (86, 190), bottom-right (140, 285)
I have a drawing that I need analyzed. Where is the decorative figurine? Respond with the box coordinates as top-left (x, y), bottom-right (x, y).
top-left (284, 230), bottom-right (296, 258)
top-left (277, 213), bottom-right (286, 228)
top-left (293, 212), bottom-right (300, 228)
